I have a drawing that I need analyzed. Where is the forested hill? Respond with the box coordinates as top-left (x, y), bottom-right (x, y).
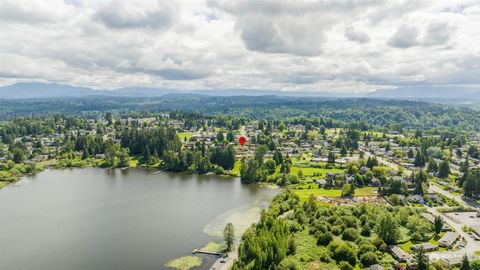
top-left (0, 96), bottom-right (478, 131)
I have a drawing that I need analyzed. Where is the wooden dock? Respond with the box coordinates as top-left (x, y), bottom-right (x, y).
top-left (192, 249), bottom-right (222, 256)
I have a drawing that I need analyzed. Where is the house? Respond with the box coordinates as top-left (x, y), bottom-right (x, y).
top-left (438, 232), bottom-right (460, 248)
top-left (441, 254), bottom-right (478, 267)
top-left (420, 212), bottom-right (435, 223)
top-left (411, 243), bottom-right (437, 252)
top-left (389, 245), bottom-right (412, 262)
top-left (365, 264), bottom-right (384, 270)
top-left (409, 195), bottom-right (425, 204)
top-left (420, 213), bottom-right (451, 232)
top-left (316, 179), bottom-right (327, 188)
top-left (472, 225), bottom-right (480, 237)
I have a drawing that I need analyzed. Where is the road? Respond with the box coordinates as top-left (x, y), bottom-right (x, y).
top-left (426, 206), bottom-right (480, 260)
top-left (429, 184), bottom-right (480, 208)
top-left (210, 242), bottom-right (239, 270)
top-left (363, 151), bottom-right (480, 259)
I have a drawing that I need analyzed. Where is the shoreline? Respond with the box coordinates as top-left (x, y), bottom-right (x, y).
top-left (0, 158), bottom-right (251, 190)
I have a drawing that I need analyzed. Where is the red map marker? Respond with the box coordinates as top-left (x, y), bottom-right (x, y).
top-left (239, 136), bottom-right (246, 146)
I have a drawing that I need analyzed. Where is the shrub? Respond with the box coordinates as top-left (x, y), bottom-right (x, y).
top-left (342, 228), bottom-right (360, 241)
top-left (339, 261), bottom-right (353, 270)
top-left (317, 232), bottom-right (333, 246)
top-left (360, 251), bottom-right (378, 266)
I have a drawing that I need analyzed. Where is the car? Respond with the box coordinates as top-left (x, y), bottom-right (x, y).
top-left (220, 260), bottom-right (226, 263)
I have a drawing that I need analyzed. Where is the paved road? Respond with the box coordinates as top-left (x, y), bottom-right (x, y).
top-left (429, 184), bottom-right (480, 208)
top-left (426, 206), bottom-right (480, 260)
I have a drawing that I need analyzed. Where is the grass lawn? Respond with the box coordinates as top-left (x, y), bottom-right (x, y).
top-left (230, 160), bottom-right (242, 176)
top-left (177, 132), bottom-right (195, 141)
top-left (475, 250), bottom-right (480, 256)
top-left (290, 230), bottom-right (336, 269)
top-left (0, 181), bottom-right (8, 189)
top-left (129, 158), bottom-right (138, 167)
top-left (291, 166), bottom-right (344, 179)
top-left (200, 241), bottom-right (226, 253)
top-left (165, 256), bottom-right (202, 270)
top-left (399, 241), bottom-right (413, 252)
top-left (294, 187), bottom-right (378, 202)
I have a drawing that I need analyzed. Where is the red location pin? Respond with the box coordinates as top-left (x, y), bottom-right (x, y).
top-left (239, 136), bottom-right (246, 146)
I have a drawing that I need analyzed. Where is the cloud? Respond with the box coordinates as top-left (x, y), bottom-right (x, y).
top-left (93, 1), bottom-right (177, 30)
top-left (345, 26), bottom-right (370, 44)
top-left (422, 21), bottom-right (454, 46)
top-left (388, 25), bottom-right (420, 48)
top-left (0, 0), bottom-right (479, 93)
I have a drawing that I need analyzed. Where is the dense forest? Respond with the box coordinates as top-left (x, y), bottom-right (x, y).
top-left (0, 96), bottom-right (479, 132)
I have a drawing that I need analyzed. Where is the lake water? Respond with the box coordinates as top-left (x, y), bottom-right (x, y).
top-left (0, 168), bottom-right (278, 270)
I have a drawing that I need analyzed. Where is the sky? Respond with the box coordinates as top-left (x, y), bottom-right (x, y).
top-left (0, 0), bottom-right (479, 93)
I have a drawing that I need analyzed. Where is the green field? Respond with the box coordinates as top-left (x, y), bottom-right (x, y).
top-left (230, 160), bottom-right (242, 176)
top-left (290, 166), bottom-right (344, 179)
top-left (177, 132), bottom-right (195, 141)
top-left (293, 186), bottom-right (378, 202)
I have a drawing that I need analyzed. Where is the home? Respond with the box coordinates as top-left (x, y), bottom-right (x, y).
top-left (440, 254), bottom-right (478, 268)
top-left (409, 195), bottom-right (425, 204)
top-left (316, 179), bottom-right (327, 188)
top-left (472, 225), bottom-right (480, 237)
top-left (411, 243), bottom-right (437, 252)
top-left (365, 264), bottom-right (384, 270)
top-left (438, 232), bottom-right (460, 248)
top-left (389, 245), bottom-right (412, 262)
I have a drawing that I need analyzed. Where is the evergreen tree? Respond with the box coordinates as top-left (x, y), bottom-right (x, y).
top-left (438, 160), bottom-right (450, 179)
top-left (375, 213), bottom-right (400, 245)
top-left (223, 223), bottom-right (235, 252)
top-left (415, 247), bottom-right (429, 270)
top-left (434, 216), bottom-right (444, 235)
top-left (414, 150), bottom-right (426, 167)
top-left (460, 254), bottom-right (470, 270)
top-left (340, 145), bottom-right (347, 157)
top-left (328, 152), bottom-right (336, 164)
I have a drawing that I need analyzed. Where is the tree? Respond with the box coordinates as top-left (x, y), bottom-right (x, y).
top-left (117, 148), bottom-right (130, 168)
top-left (427, 158), bottom-right (438, 173)
top-left (81, 148), bottom-right (88, 160)
top-left (375, 213), bottom-right (400, 245)
top-left (333, 243), bottom-right (357, 266)
top-left (340, 145), bottom-right (347, 156)
top-left (359, 251), bottom-right (378, 267)
top-left (328, 152), bottom-right (336, 163)
top-left (408, 148), bottom-right (414, 159)
top-left (216, 131), bottom-right (224, 142)
top-left (12, 148), bottom-right (25, 164)
top-left (142, 145), bottom-right (151, 163)
top-left (415, 247), bottom-right (429, 270)
top-left (438, 160), bottom-right (451, 179)
top-left (434, 216), bottom-right (444, 235)
top-left (223, 223), bottom-right (235, 252)
top-left (273, 150), bottom-right (283, 165)
top-left (341, 183), bottom-right (355, 197)
top-left (460, 254), bottom-right (470, 270)
top-left (254, 145), bottom-right (268, 165)
top-left (287, 237), bottom-right (297, 255)
top-left (414, 150), bottom-right (426, 167)
top-left (366, 156), bottom-right (378, 169)
top-left (105, 112), bottom-right (113, 126)
top-left (463, 170), bottom-right (480, 199)
top-left (265, 159), bottom-right (276, 175)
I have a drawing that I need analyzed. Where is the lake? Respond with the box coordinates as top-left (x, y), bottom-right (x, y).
top-left (0, 168), bottom-right (279, 270)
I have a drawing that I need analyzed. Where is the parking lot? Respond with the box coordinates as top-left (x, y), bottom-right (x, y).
top-left (445, 211), bottom-right (480, 227)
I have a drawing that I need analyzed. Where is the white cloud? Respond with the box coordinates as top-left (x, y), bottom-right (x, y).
top-left (345, 26), bottom-right (370, 44)
top-left (0, 0), bottom-right (479, 92)
top-left (388, 25), bottom-right (420, 48)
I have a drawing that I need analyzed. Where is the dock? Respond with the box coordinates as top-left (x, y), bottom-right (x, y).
top-left (192, 249), bottom-right (222, 256)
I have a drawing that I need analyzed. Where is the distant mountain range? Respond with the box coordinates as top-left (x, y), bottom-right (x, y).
top-left (1, 82), bottom-right (479, 102)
